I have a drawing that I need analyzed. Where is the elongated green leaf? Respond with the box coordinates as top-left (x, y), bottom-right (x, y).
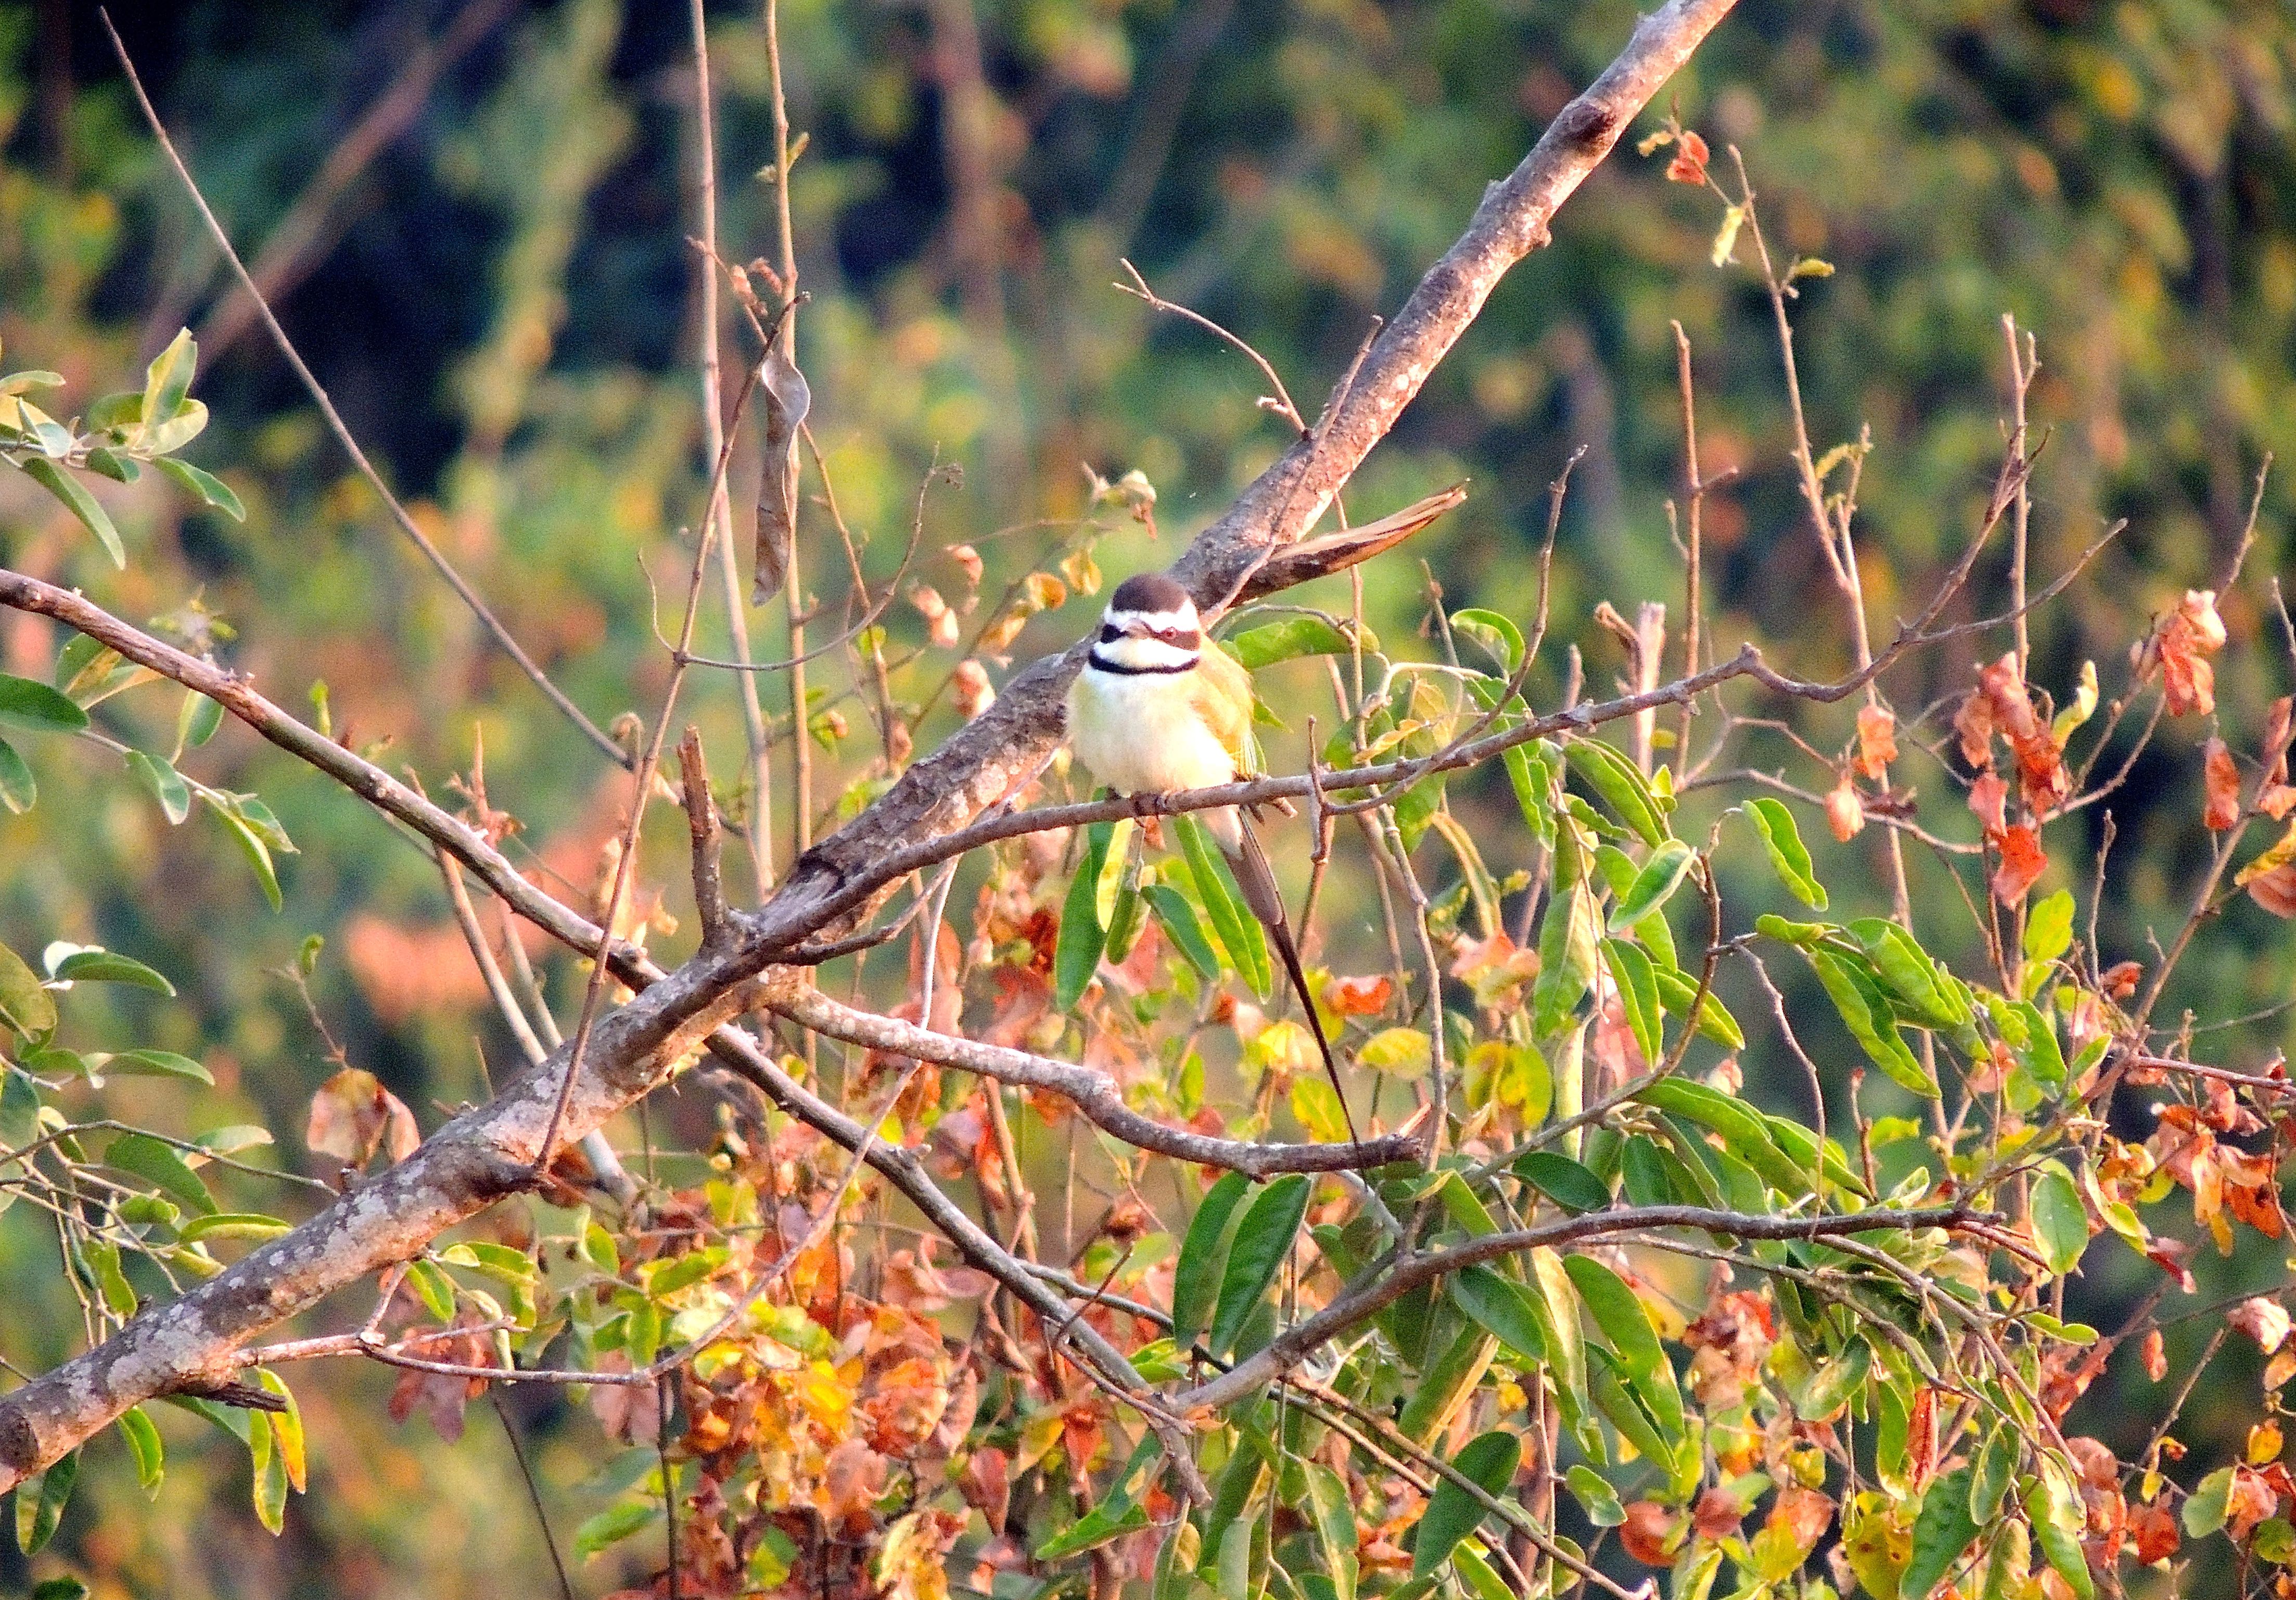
top-left (1900, 1465), bottom-right (1981, 1600)
top-left (2031, 1167), bottom-right (2088, 1275)
top-left (1055, 822), bottom-right (1113, 1010)
top-left (0, 673), bottom-right (88, 735)
top-left (1398, 1322), bottom-right (1499, 1444)
top-left (14, 1449), bottom-right (76, 1553)
top-left (2013, 999), bottom-right (2067, 1091)
top-left (107, 1049), bottom-right (214, 1085)
top-left (1528, 1246), bottom-right (1586, 1429)
top-left (1600, 938), bottom-right (1662, 1066)
top-left (154, 456), bottom-right (246, 521)
top-left (19, 457), bottom-right (123, 567)
top-left (2023, 888), bottom-right (2076, 970)
top-left (1564, 1253), bottom-right (1682, 1437)
top-left (2026, 1471), bottom-right (2095, 1600)
top-left (176, 1212), bottom-right (294, 1245)
top-left (1793, 1333), bottom-right (1872, 1420)
top-left (143, 328), bottom-right (198, 427)
top-left (108, 1132), bottom-right (216, 1215)
top-left (1809, 950), bottom-right (1935, 1095)
top-left (1172, 1171), bottom-right (1252, 1351)
top-left (1969, 1423), bottom-right (2018, 1524)
top-left (1302, 1462), bottom-right (1360, 1600)
top-left (213, 803), bottom-right (284, 911)
top-left (118, 1406), bottom-right (164, 1497)
top-left (1633, 1079), bottom-right (1804, 1195)
top-left (1038, 1486), bottom-right (1152, 1559)
top-left (0, 738), bottom-right (33, 813)
top-left (1649, 966), bottom-right (1745, 1048)
top-left (1564, 740), bottom-right (1667, 845)
top-left (1744, 797), bottom-right (1827, 909)
top-left (1207, 1173), bottom-right (1311, 1358)
top-left (127, 751), bottom-right (191, 825)
top-left (1174, 813), bottom-right (1271, 997)
top-left (1447, 1265), bottom-right (1549, 1363)
top-left (1532, 868), bottom-right (1598, 1039)
top-left (1144, 883), bottom-right (1219, 979)
top-left (180, 690), bottom-right (224, 749)
top-left (1608, 839), bottom-right (1695, 932)
top-left (1504, 740), bottom-right (1557, 847)
top-left (1513, 1150), bottom-right (1610, 1214)
top-left (573, 1499), bottom-right (661, 1560)
top-left (1846, 918), bottom-right (1969, 1030)
top-left (0, 939), bottom-right (56, 1039)
top-left (1226, 616), bottom-right (1373, 670)
top-left (54, 949), bottom-right (174, 995)
top-left (1411, 1431), bottom-right (1520, 1578)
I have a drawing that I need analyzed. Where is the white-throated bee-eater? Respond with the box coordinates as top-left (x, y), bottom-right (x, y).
top-left (1065, 570), bottom-right (1358, 1145)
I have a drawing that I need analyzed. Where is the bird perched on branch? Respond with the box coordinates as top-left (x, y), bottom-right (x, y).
top-left (1065, 570), bottom-right (1358, 1145)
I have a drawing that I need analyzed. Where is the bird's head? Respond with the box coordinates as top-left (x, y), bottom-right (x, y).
top-left (1089, 572), bottom-right (1203, 673)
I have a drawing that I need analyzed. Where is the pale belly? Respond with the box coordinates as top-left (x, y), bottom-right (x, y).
top-left (1067, 668), bottom-right (1240, 797)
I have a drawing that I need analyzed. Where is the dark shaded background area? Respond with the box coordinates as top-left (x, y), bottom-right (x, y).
top-left (3, 1), bottom-right (2294, 1593)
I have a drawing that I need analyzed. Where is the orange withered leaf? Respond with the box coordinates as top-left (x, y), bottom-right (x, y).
top-left (2204, 737), bottom-right (2242, 830)
top-left (2129, 1502), bottom-right (2181, 1565)
top-left (1991, 823), bottom-right (2047, 905)
top-left (1854, 703), bottom-right (1898, 780)
top-left (1322, 973), bottom-right (1395, 1016)
top-left (2142, 1328), bottom-right (2167, 1381)
top-left (2230, 1296), bottom-right (2293, 1354)
top-left (2151, 589), bottom-right (2227, 717)
top-left (306, 1066), bottom-right (420, 1168)
top-left (1665, 129), bottom-right (1711, 185)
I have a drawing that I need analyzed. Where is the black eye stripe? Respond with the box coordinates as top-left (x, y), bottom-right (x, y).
top-left (1100, 623), bottom-right (1121, 644)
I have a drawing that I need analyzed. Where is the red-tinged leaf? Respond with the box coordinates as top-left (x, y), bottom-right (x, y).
top-left (2153, 590), bottom-right (2226, 718)
top-left (2142, 1328), bottom-right (2167, 1381)
top-left (1766, 1487), bottom-right (1835, 1564)
top-left (1665, 129), bottom-right (1710, 184)
top-left (1854, 703), bottom-right (1898, 780)
top-left (2203, 737), bottom-right (2242, 830)
top-left (1321, 973), bottom-right (1393, 1016)
top-left (1968, 771), bottom-right (2009, 834)
top-left (1692, 1487), bottom-right (1746, 1540)
top-left (1825, 775), bottom-right (1864, 841)
top-left (2250, 861), bottom-right (2296, 918)
top-left (2129, 1502), bottom-right (2180, 1564)
top-left (1619, 1502), bottom-right (1680, 1566)
top-left (2229, 1297), bottom-right (2292, 1354)
top-left (1992, 823), bottom-right (2047, 905)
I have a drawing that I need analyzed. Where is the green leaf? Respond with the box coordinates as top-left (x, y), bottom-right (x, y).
top-left (1226, 616), bottom-right (1373, 670)
top-left (2027, 1472), bottom-right (2095, 1600)
top-left (118, 1405), bottom-right (164, 1497)
top-left (1608, 839), bottom-right (1696, 932)
top-left (1527, 1246), bottom-right (1587, 1436)
top-left (573, 1498), bottom-right (661, 1560)
top-left (84, 446), bottom-right (138, 483)
top-left (176, 1213), bottom-right (294, 1245)
top-left (1447, 1265), bottom-right (1549, 1363)
top-left (1411, 1431), bottom-right (1520, 1578)
top-left (1055, 822), bottom-right (1113, 1010)
top-left (256, 1369), bottom-right (304, 1494)
top-left (2023, 889), bottom-right (2076, 971)
top-left (213, 803), bottom-right (284, 911)
top-left (54, 949), bottom-right (175, 996)
top-left (1900, 1465), bottom-right (1982, 1600)
top-left (1513, 1150), bottom-right (1610, 1214)
top-left (1649, 966), bottom-right (1745, 1048)
top-left (1845, 918), bottom-right (1969, 1030)
top-left (154, 456), bottom-right (246, 521)
top-left (108, 1132), bottom-right (216, 1215)
top-left (1532, 858), bottom-right (1598, 1039)
top-left (1174, 813), bottom-right (1270, 998)
top-left (29, 1581), bottom-right (88, 1600)
top-left (143, 328), bottom-right (198, 428)
top-left (2185, 1465), bottom-right (2234, 1537)
top-left (1632, 1079), bottom-right (1807, 1195)
top-left (1969, 1423), bottom-right (2018, 1524)
top-left (2013, 1000), bottom-right (2066, 1090)
top-left (180, 690), bottom-right (224, 750)
top-left (0, 939), bottom-right (56, 1039)
top-left (0, 673), bottom-right (90, 735)
top-left (126, 751), bottom-right (192, 825)
top-left (1564, 1464), bottom-right (1625, 1526)
top-left (18, 457), bottom-right (124, 567)
top-left (1600, 938), bottom-right (1662, 1067)
top-left (106, 1049), bottom-right (215, 1085)
top-left (2031, 1167), bottom-right (2088, 1275)
top-left (1564, 1253), bottom-right (1683, 1437)
top-left (14, 1449), bottom-right (76, 1553)
top-left (1302, 1463), bottom-right (1361, 1600)
top-left (248, 1413), bottom-right (286, 1534)
top-left (1144, 884), bottom-right (1219, 980)
top-left (0, 738), bottom-right (33, 813)
top-left (1809, 950), bottom-right (1936, 1095)
top-left (406, 1259), bottom-right (459, 1323)
top-left (1207, 1173), bottom-right (1311, 1358)
top-left (1744, 797), bottom-right (1827, 910)
top-left (1171, 1171), bottom-right (1252, 1351)
top-left (1448, 609), bottom-right (1524, 674)
top-left (1504, 740), bottom-right (1557, 847)
top-left (1564, 741), bottom-right (1667, 846)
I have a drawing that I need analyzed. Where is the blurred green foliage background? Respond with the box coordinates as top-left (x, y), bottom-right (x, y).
top-left (3, 0), bottom-right (2295, 1593)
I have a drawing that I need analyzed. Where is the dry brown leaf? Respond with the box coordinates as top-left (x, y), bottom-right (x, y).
top-left (752, 345), bottom-right (812, 604)
top-left (306, 1067), bottom-right (420, 1168)
top-left (1854, 703), bottom-right (1898, 780)
top-left (1825, 776), bottom-right (1864, 842)
top-left (1619, 1502), bottom-right (1681, 1565)
top-left (1991, 823), bottom-right (2047, 905)
top-left (2204, 737), bottom-right (2242, 830)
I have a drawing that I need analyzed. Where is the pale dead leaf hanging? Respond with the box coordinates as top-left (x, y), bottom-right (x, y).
top-left (753, 344), bottom-right (813, 604)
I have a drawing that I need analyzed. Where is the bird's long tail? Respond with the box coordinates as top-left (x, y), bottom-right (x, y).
top-left (1220, 809), bottom-right (1361, 1148)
